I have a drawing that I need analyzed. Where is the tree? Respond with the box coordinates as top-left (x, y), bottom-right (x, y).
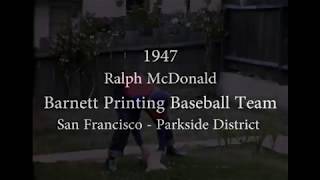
top-left (50, 13), bottom-right (120, 98)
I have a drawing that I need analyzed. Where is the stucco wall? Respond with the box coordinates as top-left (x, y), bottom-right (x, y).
top-left (161, 0), bottom-right (186, 14)
top-left (151, 0), bottom-right (222, 14)
top-left (82, 0), bottom-right (126, 17)
top-left (190, 0), bottom-right (222, 12)
top-left (82, 0), bottom-right (222, 17)
top-left (34, 0), bottom-right (222, 48)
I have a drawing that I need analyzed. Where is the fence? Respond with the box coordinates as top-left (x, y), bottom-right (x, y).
top-left (33, 42), bottom-right (221, 107)
top-left (34, 0), bottom-right (289, 104)
top-left (223, 1), bottom-right (288, 83)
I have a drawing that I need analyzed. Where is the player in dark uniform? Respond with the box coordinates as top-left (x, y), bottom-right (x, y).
top-left (105, 75), bottom-right (184, 172)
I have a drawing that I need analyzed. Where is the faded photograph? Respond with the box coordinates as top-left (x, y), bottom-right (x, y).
top-left (33, 0), bottom-right (288, 179)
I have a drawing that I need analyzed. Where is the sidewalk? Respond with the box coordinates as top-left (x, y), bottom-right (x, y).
top-left (33, 136), bottom-right (288, 163)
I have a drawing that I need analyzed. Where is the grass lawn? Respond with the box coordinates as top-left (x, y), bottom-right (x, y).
top-left (33, 103), bottom-right (287, 155)
top-left (34, 145), bottom-right (288, 180)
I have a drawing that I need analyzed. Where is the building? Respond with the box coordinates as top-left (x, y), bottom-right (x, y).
top-left (34, 0), bottom-right (222, 49)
